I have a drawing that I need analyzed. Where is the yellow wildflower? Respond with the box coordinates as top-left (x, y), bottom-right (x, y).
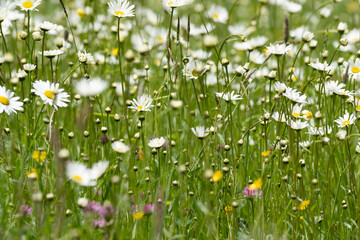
top-left (249, 178), bottom-right (262, 190)
top-left (212, 171), bottom-right (223, 182)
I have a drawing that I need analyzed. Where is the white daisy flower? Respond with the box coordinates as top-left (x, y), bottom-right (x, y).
top-left (299, 141), bottom-right (312, 149)
top-left (32, 80), bottom-right (70, 110)
top-left (39, 21), bottom-right (57, 32)
top-left (111, 141), bottom-right (130, 153)
top-left (16, 0), bottom-right (42, 11)
top-left (162, 0), bottom-right (190, 9)
top-left (74, 78), bottom-right (108, 97)
top-left (148, 137), bottom-right (166, 148)
top-left (66, 161), bottom-right (109, 186)
top-left (78, 51), bottom-right (95, 65)
top-left (23, 63), bottom-right (36, 72)
top-left (317, 80), bottom-right (345, 96)
top-left (308, 59), bottom-right (336, 72)
top-left (191, 126), bottom-right (210, 139)
top-left (307, 126), bottom-right (332, 136)
top-left (183, 57), bottom-right (203, 79)
top-left (249, 50), bottom-right (266, 65)
top-left (289, 119), bottom-right (308, 130)
top-left (234, 36), bottom-right (268, 51)
top-left (356, 142), bottom-right (360, 154)
top-left (129, 94), bottom-right (154, 112)
top-left (108, 0), bottom-right (135, 18)
top-left (215, 91), bottom-right (242, 102)
top-left (266, 43), bottom-right (293, 56)
top-left (334, 112), bottom-right (356, 128)
top-left (0, 86), bottom-right (23, 115)
top-left (42, 50), bottom-right (64, 58)
top-left (283, 87), bottom-right (307, 104)
top-left (208, 5), bottom-right (228, 24)
top-left (291, 104), bottom-right (303, 118)
top-left (336, 129), bottom-right (347, 140)
top-left (272, 111), bottom-right (286, 123)
top-left (273, 81), bottom-right (288, 93)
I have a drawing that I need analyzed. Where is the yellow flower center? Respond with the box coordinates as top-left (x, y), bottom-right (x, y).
top-left (116, 147), bottom-right (124, 152)
top-left (158, 36), bottom-right (163, 41)
top-left (343, 120), bottom-right (351, 126)
top-left (115, 11), bottom-right (125, 16)
top-left (351, 67), bottom-right (360, 73)
top-left (137, 105), bottom-right (144, 110)
top-left (72, 175), bottom-right (83, 182)
top-left (22, 1), bottom-right (33, 9)
top-left (304, 111), bottom-right (313, 119)
top-left (0, 96), bottom-right (9, 105)
top-left (44, 90), bottom-right (54, 99)
top-left (356, 106), bottom-right (360, 111)
top-left (292, 112), bottom-right (300, 118)
top-left (167, 1), bottom-right (174, 6)
top-left (192, 69), bottom-right (198, 77)
top-left (213, 13), bottom-right (219, 19)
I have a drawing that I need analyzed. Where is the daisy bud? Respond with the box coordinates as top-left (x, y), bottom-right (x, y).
top-left (114, 114), bottom-right (121, 121)
top-left (134, 132), bottom-right (140, 139)
top-left (235, 65), bottom-right (246, 77)
top-left (204, 169), bottom-right (213, 179)
top-left (282, 157), bottom-right (289, 164)
top-left (204, 35), bottom-right (218, 48)
top-left (77, 198), bottom-right (89, 208)
top-left (83, 131), bottom-right (89, 137)
top-left (139, 44), bottom-right (149, 55)
top-left (189, 191), bottom-right (194, 196)
top-left (223, 158), bottom-right (230, 164)
top-left (311, 179), bottom-right (318, 185)
top-left (32, 192), bottom-right (43, 202)
top-left (32, 31), bottom-right (42, 41)
top-left (178, 165), bottom-right (186, 173)
top-left (237, 139), bottom-right (244, 146)
top-left (151, 148), bottom-right (157, 155)
top-left (125, 50), bottom-right (135, 62)
top-left (101, 127), bottom-right (107, 133)
top-left (315, 111), bottom-right (322, 119)
top-left (66, 209), bottom-right (72, 215)
top-left (299, 159), bottom-right (305, 166)
top-left (322, 50), bottom-right (328, 58)
top-left (336, 130), bottom-right (347, 140)
top-left (221, 58), bottom-right (229, 66)
top-left (58, 149), bottom-right (70, 159)
top-left (302, 31), bottom-right (314, 42)
top-left (55, 38), bottom-right (63, 49)
top-left (170, 100), bottom-right (183, 109)
top-left (172, 181), bottom-right (179, 186)
top-left (338, 57), bottom-right (344, 65)
top-left (144, 166), bottom-right (151, 172)
top-left (105, 107), bottom-right (112, 113)
top-left (264, 113), bottom-right (271, 120)
top-left (337, 22), bottom-right (347, 33)
top-left (340, 38), bottom-right (348, 47)
top-left (20, 31), bottom-right (28, 40)
top-left (68, 132), bottom-right (75, 139)
top-left (309, 40), bottom-right (318, 49)
top-left (321, 137), bottom-right (330, 145)
top-left (46, 193), bottom-right (55, 200)
top-left (268, 70), bottom-right (277, 79)
top-left (222, 167), bottom-right (230, 173)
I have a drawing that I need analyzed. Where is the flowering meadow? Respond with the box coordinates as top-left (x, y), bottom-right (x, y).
top-left (1, 0), bottom-right (360, 239)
